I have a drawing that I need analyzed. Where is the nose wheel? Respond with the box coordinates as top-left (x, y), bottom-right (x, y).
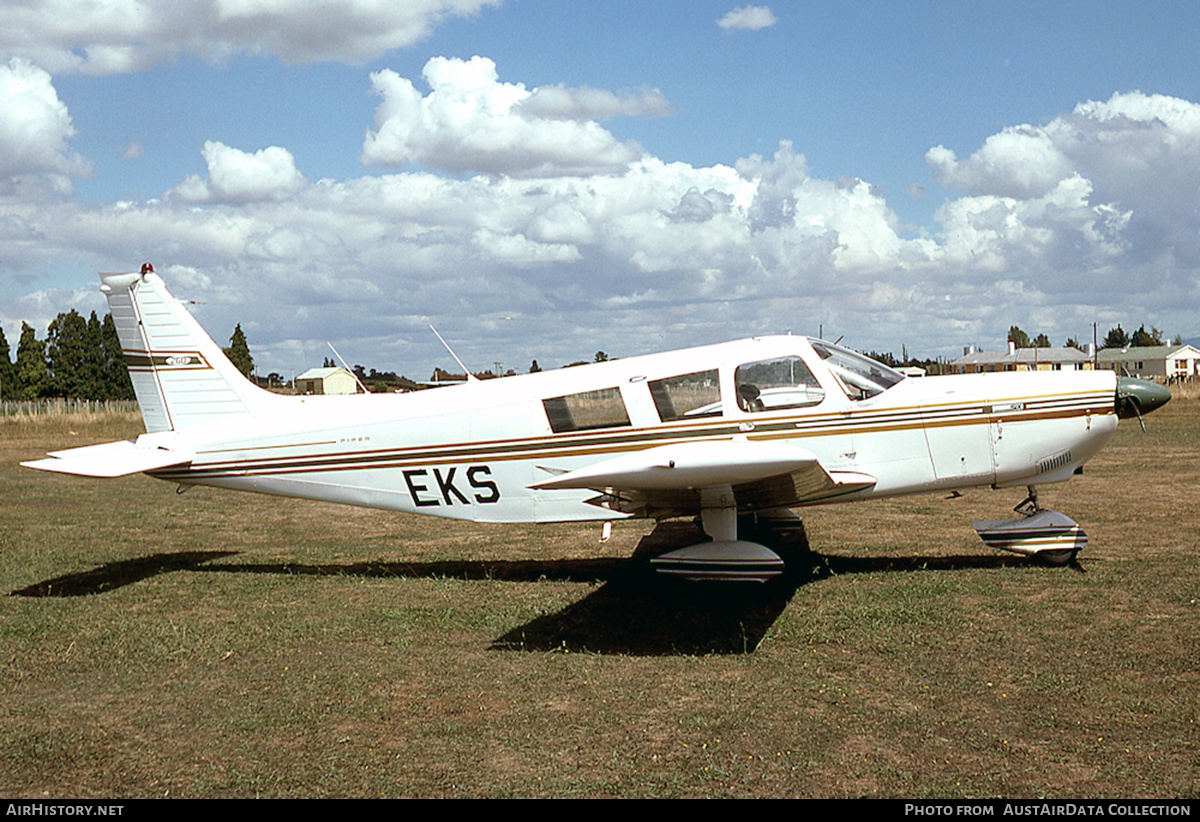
top-left (1034, 548), bottom-right (1079, 567)
top-left (972, 489), bottom-right (1087, 566)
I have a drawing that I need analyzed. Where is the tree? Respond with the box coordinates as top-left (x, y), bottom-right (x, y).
top-left (1130, 324), bottom-right (1163, 347)
top-left (1007, 326), bottom-right (1031, 348)
top-left (0, 323), bottom-right (12, 400)
top-left (43, 309), bottom-right (91, 396)
top-left (14, 322), bottom-right (47, 400)
top-left (1101, 325), bottom-right (1130, 350)
top-left (863, 350), bottom-right (900, 367)
top-left (429, 367), bottom-right (465, 382)
top-left (1031, 333), bottom-right (1051, 348)
top-left (594, 351), bottom-right (608, 363)
top-left (529, 360), bottom-right (541, 373)
top-left (1065, 336), bottom-right (1083, 351)
top-left (99, 313), bottom-right (135, 400)
top-left (224, 324), bottom-right (254, 377)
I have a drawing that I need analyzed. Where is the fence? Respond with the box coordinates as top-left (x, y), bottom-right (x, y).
top-left (1, 399), bottom-right (140, 418)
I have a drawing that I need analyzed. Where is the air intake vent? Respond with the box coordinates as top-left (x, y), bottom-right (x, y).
top-left (1037, 451), bottom-right (1073, 474)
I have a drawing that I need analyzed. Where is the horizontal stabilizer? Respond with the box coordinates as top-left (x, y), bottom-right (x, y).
top-left (22, 440), bottom-right (193, 478)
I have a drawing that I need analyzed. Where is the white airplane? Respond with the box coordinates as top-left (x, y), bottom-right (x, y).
top-left (24, 266), bottom-right (1171, 581)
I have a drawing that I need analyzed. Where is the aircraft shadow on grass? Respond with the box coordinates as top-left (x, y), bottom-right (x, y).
top-left (12, 521), bottom-right (1041, 655)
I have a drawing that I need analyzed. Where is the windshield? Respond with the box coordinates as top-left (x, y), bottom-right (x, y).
top-left (809, 340), bottom-right (906, 400)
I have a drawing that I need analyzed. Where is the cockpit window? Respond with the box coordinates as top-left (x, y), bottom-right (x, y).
top-left (649, 370), bottom-right (722, 421)
top-left (734, 356), bottom-right (825, 412)
top-left (809, 341), bottom-right (905, 400)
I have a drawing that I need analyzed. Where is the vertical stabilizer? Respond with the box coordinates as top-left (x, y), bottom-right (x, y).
top-left (101, 268), bottom-right (273, 433)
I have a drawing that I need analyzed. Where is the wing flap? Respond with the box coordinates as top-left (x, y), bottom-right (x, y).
top-left (22, 440), bottom-right (193, 478)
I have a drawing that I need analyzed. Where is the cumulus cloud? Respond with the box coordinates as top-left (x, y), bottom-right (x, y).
top-left (517, 84), bottom-right (675, 121)
top-left (0, 58), bottom-right (91, 180)
top-left (170, 141), bottom-right (308, 204)
top-left (0, 0), bottom-right (501, 74)
top-left (717, 6), bottom-right (778, 31)
top-left (4, 78), bottom-right (1200, 376)
top-left (664, 187), bottom-right (731, 223)
top-left (928, 91), bottom-right (1200, 268)
top-left (927, 126), bottom-right (1073, 199)
top-left (361, 56), bottom-right (646, 177)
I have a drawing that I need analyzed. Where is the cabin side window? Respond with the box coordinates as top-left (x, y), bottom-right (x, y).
top-left (648, 369), bottom-right (722, 422)
top-left (543, 387), bottom-right (632, 433)
top-left (734, 356), bottom-right (825, 412)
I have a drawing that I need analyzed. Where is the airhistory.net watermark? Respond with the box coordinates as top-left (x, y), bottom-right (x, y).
top-left (6, 806), bottom-right (123, 816)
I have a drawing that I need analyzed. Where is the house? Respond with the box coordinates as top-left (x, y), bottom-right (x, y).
top-left (1096, 344), bottom-right (1200, 379)
top-left (950, 342), bottom-right (1094, 374)
top-left (295, 366), bottom-right (360, 395)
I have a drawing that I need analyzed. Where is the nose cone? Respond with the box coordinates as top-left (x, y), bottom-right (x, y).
top-left (1116, 376), bottom-right (1172, 419)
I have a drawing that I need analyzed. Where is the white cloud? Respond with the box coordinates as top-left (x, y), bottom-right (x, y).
top-left (4, 76), bottom-right (1200, 376)
top-left (361, 56), bottom-right (645, 177)
top-left (928, 91), bottom-right (1200, 269)
top-left (517, 85), bottom-right (675, 121)
top-left (0, 58), bottom-right (91, 181)
top-left (717, 6), bottom-right (778, 32)
top-left (0, 0), bottom-right (501, 74)
top-left (170, 141), bottom-right (308, 204)
top-left (927, 126), bottom-right (1073, 199)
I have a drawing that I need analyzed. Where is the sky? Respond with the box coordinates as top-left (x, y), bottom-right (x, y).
top-left (2, 1), bottom-right (1199, 379)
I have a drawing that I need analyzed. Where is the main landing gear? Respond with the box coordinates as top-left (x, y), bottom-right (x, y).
top-left (649, 487), bottom-right (792, 582)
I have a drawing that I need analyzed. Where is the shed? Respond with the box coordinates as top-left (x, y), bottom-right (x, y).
top-left (295, 367), bottom-right (359, 395)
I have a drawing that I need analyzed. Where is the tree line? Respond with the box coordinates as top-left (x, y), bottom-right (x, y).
top-left (1008, 323), bottom-right (1178, 351)
top-left (0, 310), bottom-right (262, 401)
top-left (0, 311), bottom-right (134, 401)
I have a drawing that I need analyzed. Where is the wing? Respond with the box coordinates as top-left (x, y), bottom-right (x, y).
top-left (528, 439), bottom-right (875, 517)
top-left (21, 440), bottom-right (193, 478)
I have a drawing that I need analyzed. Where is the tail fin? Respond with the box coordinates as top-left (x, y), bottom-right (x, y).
top-left (102, 267), bottom-right (275, 433)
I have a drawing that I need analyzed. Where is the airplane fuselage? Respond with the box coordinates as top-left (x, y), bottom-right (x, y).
top-left (139, 335), bottom-right (1119, 524)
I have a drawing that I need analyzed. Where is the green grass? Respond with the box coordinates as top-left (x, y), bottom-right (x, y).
top-left (1, 403), bottom-right (1198, 797)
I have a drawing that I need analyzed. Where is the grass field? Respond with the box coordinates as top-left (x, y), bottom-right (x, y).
top-left (2, 401), bottom-right (1197, 798)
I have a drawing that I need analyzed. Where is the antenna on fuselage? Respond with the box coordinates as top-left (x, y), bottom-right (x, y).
top-left (326, 342), bottom-right (370, 394)
top-left (430, 325), bottom-right (480, 383)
